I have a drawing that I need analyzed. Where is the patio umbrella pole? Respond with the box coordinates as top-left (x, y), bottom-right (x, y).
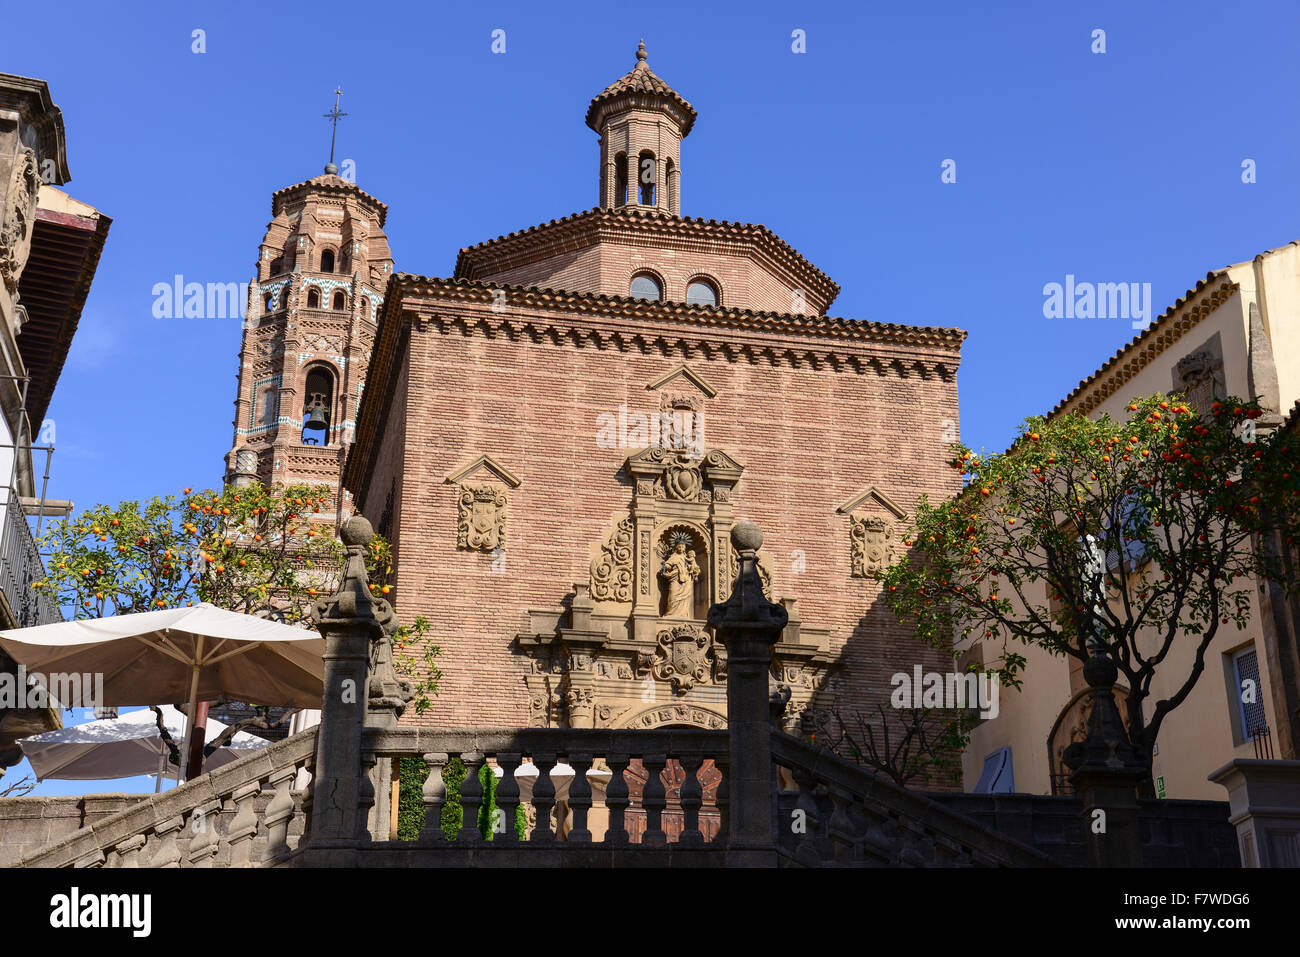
top-left (185, 702), bottom-right (209, 781)
top-left (177, 642), bottom-right (202, 785)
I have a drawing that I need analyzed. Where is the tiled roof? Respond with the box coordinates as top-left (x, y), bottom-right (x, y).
top-left (585, 42), bottom-right (697, 134)
top-left (454, 205), bottom-right (842, 309)
top-left (271, 173), bottom-right (389, 227)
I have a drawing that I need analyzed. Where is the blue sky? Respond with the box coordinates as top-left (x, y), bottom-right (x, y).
top-left (7, 0), bottom-right (1299, 793)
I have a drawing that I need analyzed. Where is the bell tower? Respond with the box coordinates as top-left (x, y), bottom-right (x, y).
top-left (223, 164), bottom-right (393, 521)
top-left (586, 41), bottom-right (696, 215)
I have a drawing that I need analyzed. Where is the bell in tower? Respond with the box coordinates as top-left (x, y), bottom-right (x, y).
top-left (587, 41), bottom-right (697, 216)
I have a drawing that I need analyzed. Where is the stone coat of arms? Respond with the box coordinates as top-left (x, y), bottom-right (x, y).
top-left (652, 623), bottom-right (715, 694)
top-left (457, 484), bottom-right (508, 551)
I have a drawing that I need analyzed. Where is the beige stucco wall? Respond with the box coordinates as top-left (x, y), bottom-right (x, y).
top-left (964, 241), bottom-right (1300, 800)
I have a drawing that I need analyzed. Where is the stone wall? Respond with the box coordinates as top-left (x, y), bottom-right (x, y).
top-left (926, 793), bottom-right (1240, 867)
top-left (0, 794), bottom-right (148, 866)
top-left (354, 285), bottom-right (965, 736)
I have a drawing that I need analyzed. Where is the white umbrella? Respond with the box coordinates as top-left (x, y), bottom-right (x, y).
top-left (0, 604), bottom-right (324, 781)
top-left (19, 705), bottom-right (271, 782)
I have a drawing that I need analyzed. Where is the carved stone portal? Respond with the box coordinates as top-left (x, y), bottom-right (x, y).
top-left (457, 484), bottom-right (508, 551)
top-left (652, 623), bottom-right (717, 694)
top-left (850, 515), bottom-right (893, 577)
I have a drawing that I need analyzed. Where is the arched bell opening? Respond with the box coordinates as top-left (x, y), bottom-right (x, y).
top-left (301, 365), bottom-right (336, 445)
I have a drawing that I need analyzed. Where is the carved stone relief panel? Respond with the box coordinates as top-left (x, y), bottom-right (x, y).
top-left (1173, 334), bottom-right (1226, 415)
top-left (849, 515), bottom-right (893, 577)
top-left (651, 622), bottom-right (718, 694)
top-left (456, 484), bottom-right (508, 552)
top-left (0, 147), bottom-right (41, 295)
top-left (590, 516), bottom-right (634, 603)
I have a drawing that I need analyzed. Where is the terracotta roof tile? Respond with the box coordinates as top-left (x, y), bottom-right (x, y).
top-left (585, 42), bottom-right (697, 134)
top-left (271, 174), bottom-right (389, 226)
top-left (454, 205), bottom-right (841, 308)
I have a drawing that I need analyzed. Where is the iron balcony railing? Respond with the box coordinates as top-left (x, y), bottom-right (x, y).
top-left (0, 489), bottom-right (62, 627)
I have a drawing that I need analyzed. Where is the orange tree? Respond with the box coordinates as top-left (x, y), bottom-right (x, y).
top-left (879, 393), bottom-right (1300, 797)
top-left (34, 482), bottom-right (441, 717)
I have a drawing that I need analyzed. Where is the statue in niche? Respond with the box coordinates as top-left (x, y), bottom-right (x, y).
top-left (659, 542), bottom-right (702, 619)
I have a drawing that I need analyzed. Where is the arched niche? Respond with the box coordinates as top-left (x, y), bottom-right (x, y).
top-left (655, 521), bottom-right (709, 621)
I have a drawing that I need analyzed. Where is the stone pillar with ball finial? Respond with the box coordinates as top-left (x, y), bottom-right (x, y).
top-left (708, 520), bottom-right (787, 863)
top-left (307, 516), bottom-right (394, 848)
top-left (1062, 650), bottom-right (1146, 867)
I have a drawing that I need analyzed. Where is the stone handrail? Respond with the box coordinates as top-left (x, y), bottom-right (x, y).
top-left (770, 731), bottom-right (1054, 867)
top-left (15, 726), bottom-right (318, 868)
top-left (359, 726), bottom-right (729, 846)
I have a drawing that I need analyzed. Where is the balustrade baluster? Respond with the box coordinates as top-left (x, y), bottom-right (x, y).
top-left (261, 766), bottom-right (298, 863)
top-left (566, 752), bottom-right (593, 844)
top-left (419, 752), bottom-right (449, 842)
top-left (678, 754), bottom-right (704, 846)
top-left (187, 798), bottom-right (222, 867)
top-left (112, 834), bottom-right (146, 868)
top-left (529, 753), bottom-right (557, 843)
top-left (827, 787), bottom-right (859, 865)
top-left (714, 754), bottom-right (729, 843)
top-left (790, 765), bottom-right (824, 866)
top-left (225, 781), bottom-right (262, 868)
top-left (642, 754), bottom-right (668, 846)
top-left (604, 753), bottom-right (630, 845)
top-left (495, 752), bottom-right (522, 842)
top-left (357, 751), bottom-right (378, 841)
top-left (457, 752), bottom-right (484, 844)
top-left (298, 757), bottom-right (313, 844)
top-left (150, 816), bottom-right (184, 868)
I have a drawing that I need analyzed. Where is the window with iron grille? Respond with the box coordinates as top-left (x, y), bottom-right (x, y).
top-left (1232, 647), bottom-right (1268, 739)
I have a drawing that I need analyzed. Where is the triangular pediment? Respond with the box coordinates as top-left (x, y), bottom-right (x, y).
top-left (646, 363), bottom-right (719, 399)
top-left (624, 447), bottom-right (743, 473)
top-left (836, 485), bottom-right (906, 519)
top-left (445, 454), bottom-right (521, 488)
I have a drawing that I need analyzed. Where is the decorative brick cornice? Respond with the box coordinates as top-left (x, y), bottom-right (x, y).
top-left (271, 175), bottom-right (389, 227)
top-left (344, 273), bottom-right (965, 507)
top-left (390, 274), bottom-right (960, 352)
top-left (1050, 273), bottom-right (1239, 420)
top-left (454, 206), bottom-right (842, 312)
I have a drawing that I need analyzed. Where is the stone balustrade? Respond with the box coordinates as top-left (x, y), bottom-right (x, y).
top-left (9, 518), bottom-right (1058, 869)
top-left (15, 727), bottom-right (317, 868)
top-left (360, 726), bottom-right (727, 845)
top-left (771, 732), bottom-right (1055, 867)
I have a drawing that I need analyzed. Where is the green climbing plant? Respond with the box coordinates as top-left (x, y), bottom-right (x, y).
top-left (396, 756), bottom-right (526, 841)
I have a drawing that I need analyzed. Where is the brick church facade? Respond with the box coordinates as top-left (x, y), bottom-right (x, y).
top-left (227, 44), bottom-right (966, 736)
